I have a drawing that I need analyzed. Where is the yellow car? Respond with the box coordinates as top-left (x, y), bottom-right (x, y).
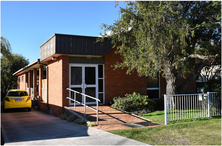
top-left (4, 89), bottom-right (32, 111)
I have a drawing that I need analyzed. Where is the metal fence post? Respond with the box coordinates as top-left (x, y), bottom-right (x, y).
top-left (84, 95), bottom-right (86, 118)
top-left (164, 94), bottom-right (167, 125)
top-left (207, 92), bottom-right (210, 119)
top-left (96, 100), bottom-right (99, 125)
top-left (66, 88), bottom-right (100, 126)
top-left (74, 92), bottom-right (76, 111)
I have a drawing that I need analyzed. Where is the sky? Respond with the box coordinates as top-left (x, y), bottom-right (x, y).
top-left (1, 1), bottom-right (124, 63)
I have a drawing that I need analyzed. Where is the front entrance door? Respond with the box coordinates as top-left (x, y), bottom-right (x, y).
top-left (70, 65), bottom-right (98, 105)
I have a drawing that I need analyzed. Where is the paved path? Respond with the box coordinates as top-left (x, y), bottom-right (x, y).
top-left (1, 108), bottom-right (150, 145)
top-left (67, 106), bottom-right (162, 131)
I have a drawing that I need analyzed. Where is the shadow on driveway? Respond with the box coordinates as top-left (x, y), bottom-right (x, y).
top-left (1, 108), bottom-right (149, 145)
top-left (1, 108), bottom-right (89, 143)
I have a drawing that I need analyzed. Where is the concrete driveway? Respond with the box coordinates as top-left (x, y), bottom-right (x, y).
top-left (1, 108), bottom-right (150, 145)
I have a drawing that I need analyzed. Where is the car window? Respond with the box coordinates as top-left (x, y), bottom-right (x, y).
top-left (8, 91), bottom-right (28, 96)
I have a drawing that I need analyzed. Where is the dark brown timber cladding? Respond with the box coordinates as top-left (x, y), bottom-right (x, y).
top-left (55, 34), bottom-right (113, 56)
top-left (40, 34), bottom-right (113, 61)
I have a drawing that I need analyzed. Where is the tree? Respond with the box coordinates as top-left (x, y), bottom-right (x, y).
top-left (1, 37), bottom-right (29, 99)
top-left (1, 36), bottom-right (12, 61)
top-left (99, 1), bottom-right (221, 96)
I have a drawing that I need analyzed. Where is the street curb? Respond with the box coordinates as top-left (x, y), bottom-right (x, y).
top-left (1, 124), bottom-right (9, 144)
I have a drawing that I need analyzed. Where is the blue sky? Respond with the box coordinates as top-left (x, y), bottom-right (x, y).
top-left (1, 1), bottom-right (124, 63)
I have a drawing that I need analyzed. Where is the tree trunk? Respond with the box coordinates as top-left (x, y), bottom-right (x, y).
top-left (165, 61), bottom-right (177, 109)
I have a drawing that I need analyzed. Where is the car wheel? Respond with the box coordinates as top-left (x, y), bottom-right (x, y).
top-left (27, 108), bottom-right (31, 111)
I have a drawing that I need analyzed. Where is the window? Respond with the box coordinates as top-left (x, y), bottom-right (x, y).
top-left (8, 91), bottom-right (28, 96)
top-left (19, 77), bottom-right (20, 82)
top-left (147, 73), bottom-right (160, 99)
top-left (22, 76), bottom-right (24, 82)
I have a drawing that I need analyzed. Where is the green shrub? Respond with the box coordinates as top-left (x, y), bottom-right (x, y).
top-left (205, 78), bottom-right (221, 92)
top-left (111, 92), bottom-right (156, 112)
top-left (67, 115), bottom-right (75, 122)
top-left (74, 118), bottom-right (86, 125)
top-left (60, 113), bottom-right (67, 120)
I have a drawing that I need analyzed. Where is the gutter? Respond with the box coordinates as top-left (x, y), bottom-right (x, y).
top-left (13, 59), bottom-right (48, 76)
top-left (37, 59), bottom-right (47, 66)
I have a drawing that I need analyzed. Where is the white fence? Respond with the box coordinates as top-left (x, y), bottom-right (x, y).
top-left (164, 92), bottom-right (221, 125)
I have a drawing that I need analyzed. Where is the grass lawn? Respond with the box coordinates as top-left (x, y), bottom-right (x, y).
top-left (110, 111), bottom-right (221, 145)
top-left (142, 110), bottom-right (166, 124)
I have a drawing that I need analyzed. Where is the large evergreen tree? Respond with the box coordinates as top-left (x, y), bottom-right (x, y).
top-left (99, 1), bottom-right (221, 95)
top-left (1, 37), bottom-right (29, 99)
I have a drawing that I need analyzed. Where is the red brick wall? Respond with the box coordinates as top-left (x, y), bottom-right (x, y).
top-left (186, 80), bottom-right (196, 93)
top-left (104, 47), bottom-right (147, 104)
top-left (17, 76), bottom-right (19, 89)
top-left (17, 73), bottom-right (27, 90)
top-left (47, 56), bottom-right (69, 117)
top-left (48, 58), bottom-right (62, 117)
top-left (39, 102), bottom-right (50, 114)
top-left (177, 74), bottom-right (197, 94)
top-left (104, 47), bottom-right (196, 105)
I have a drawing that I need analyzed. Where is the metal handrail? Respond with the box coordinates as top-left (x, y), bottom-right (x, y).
top-left (67, 88), bottom-right (100, 102)
top-left (66, 88), bottom-right (100, 125)
top-left (66, 97), bottom-right (98, 112)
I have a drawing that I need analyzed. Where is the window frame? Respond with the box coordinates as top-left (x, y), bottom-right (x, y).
top-left (98, 64), bottom-right (104, 104)
top-left (146, 72), bottom-right (160, 100)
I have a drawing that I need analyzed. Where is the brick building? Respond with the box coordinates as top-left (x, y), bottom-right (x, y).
top-left (13, 33), bottom-right (196, 117)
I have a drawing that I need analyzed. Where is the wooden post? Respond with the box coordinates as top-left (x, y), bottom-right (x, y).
top-left (33, 68), bottom-right (37, 98)
top-left (28, 71), bottom-right (31, 96)
top-left (39, 66), bottom-right (43, 101)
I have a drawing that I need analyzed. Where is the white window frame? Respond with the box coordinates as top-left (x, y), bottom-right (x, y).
top-left (98, 64), bottom-right (105, 105)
